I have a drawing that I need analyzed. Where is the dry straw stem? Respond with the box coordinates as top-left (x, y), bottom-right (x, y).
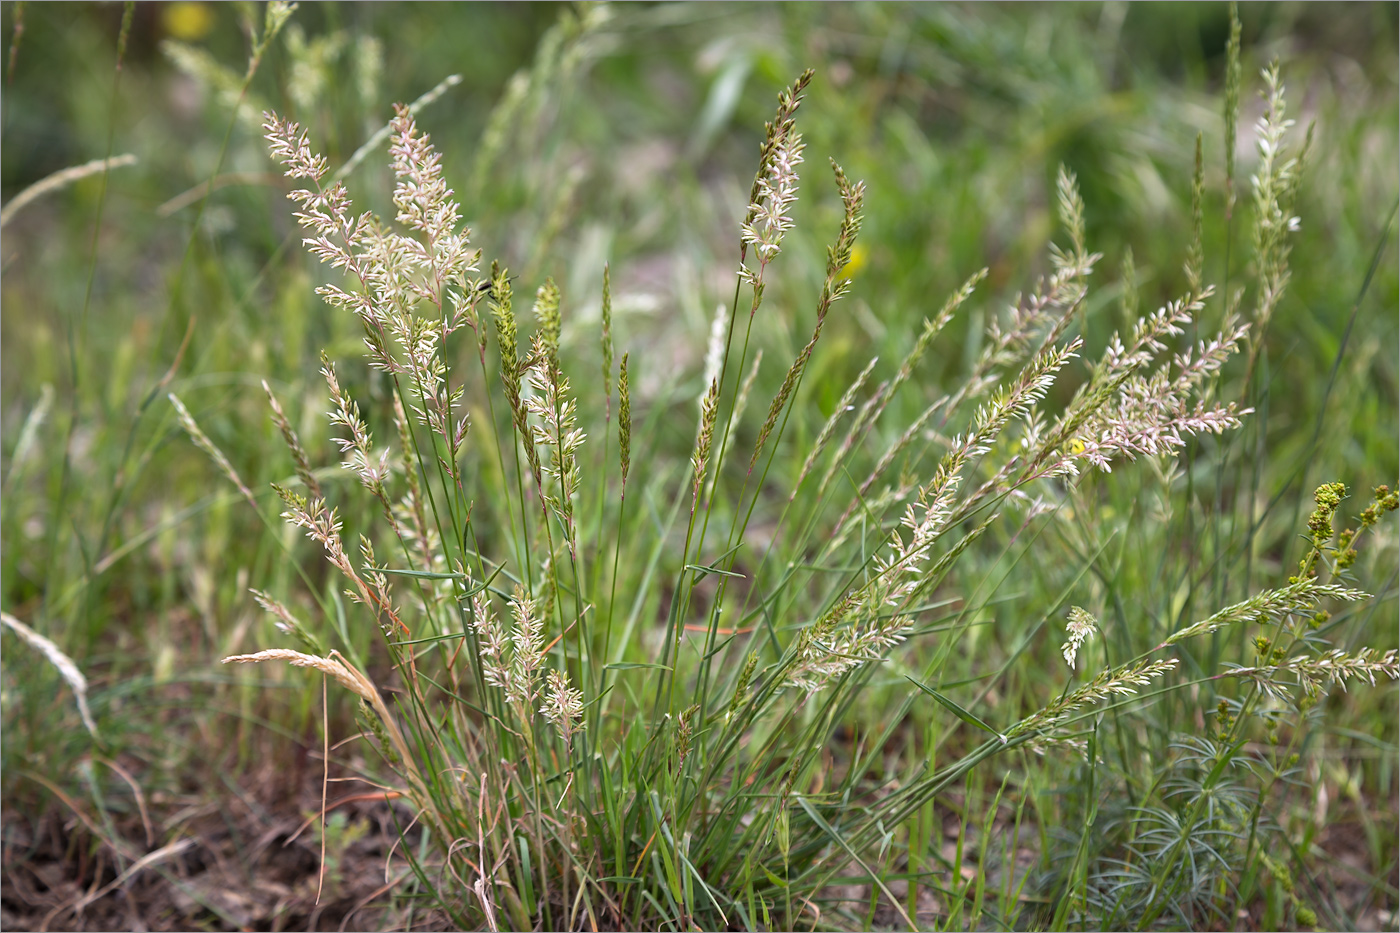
top-left (1, 611), bottom-right (99, 739)
top-left (0, 153), bottom-right (137, 227)
top-left (221, 648), bottom-right (427, 801)
top-left (221, 649), bottom-right (454, 850)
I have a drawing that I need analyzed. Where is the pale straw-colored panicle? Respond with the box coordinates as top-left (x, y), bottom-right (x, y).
top-left (472, 590), bottom-right (510, 691)
top-left (1158, 579), bottom-right (1367, 651)
top-left (221, 646), bottom-right (429, 818)
top-left (223, 647), bottom-right (370, 701)
top-left (321, 356), bottom-right (391, 495)
top-left (525, 334), bottom-right (586, 544)
top-left (1, 612), bottom-right (99, 739)
top-left (1, 154), bottom-right (138, 228)
top-left (250, 588), bottom-right (325, 654)
top-left (504, 586), bottom-right (546, 709)
top-left (540, 669), bottom-right (584, 750)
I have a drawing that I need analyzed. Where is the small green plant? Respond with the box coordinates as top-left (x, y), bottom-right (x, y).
top-left (169, 38), bottom-right (1399, 933)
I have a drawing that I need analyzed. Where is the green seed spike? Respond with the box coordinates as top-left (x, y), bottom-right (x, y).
top-left (618, 353), bottom-right (631, 492)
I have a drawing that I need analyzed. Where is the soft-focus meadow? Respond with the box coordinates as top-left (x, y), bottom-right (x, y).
top-left (2, 3), bottom-right (1397, 931)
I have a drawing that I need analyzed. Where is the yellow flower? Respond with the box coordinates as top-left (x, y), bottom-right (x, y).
top-left (162, 2), bottom-right (216, 42)
top-left (840, 242), bottom-right (868, 278)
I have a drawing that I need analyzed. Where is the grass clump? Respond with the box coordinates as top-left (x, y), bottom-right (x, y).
top-left (3, 4), bottom-right (1394, 931)
top-left (175, 39), bottom-right (1397, 930)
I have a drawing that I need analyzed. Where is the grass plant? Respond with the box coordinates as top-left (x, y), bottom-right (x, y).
top-left (3, 3), bottom-right (1396, 930)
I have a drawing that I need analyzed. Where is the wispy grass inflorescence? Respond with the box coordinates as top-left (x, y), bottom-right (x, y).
top-left (525, 332), bottom-right (586, 548)
top-left (168, 393), bottom-right (258, 509)
top-left (749, 161), bottom-right (864, 473)
top-left (1010, 658), bottom-right (1181, 738)
top-left (1062, 606), bottom-right (1097, 670)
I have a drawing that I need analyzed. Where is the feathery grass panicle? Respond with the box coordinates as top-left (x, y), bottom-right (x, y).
top-left (738, 72), bottom-right (813, 299)
top-left (220, 646), bottom-right (420, 783)
top-left (1062, 606), bottom-right (1097, 670)
top-left (1225, 648), bottom-right (1400, 700)
top-left (321, 355), bottom-right (390, 497)
top-left (1249, 61), bottom-right (1306, 344)
top-left (272, 483), bottom-right (406, 635)
top-left (1054, 165), bottom-right (1088, 265)
top-left (1158, 578), bottom-right (1368, 650)
top-left (524, 333), bottom-right (586, 543)
top-left (222, 647), bottom-right (370, 702)
top-left (0, 154), bottom-right (138, 228)
top-left (743, 70), bottom-right (814, 252)
top-left (507, 585), bottom-right (546, 708)
top-left (1011, 658), bottom-right (1181, 738)
top-left (541, 669), bottom-right (583, 750)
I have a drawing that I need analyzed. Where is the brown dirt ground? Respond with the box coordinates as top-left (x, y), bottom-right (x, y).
top-left (2, 757), bottom-right (449, 933)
